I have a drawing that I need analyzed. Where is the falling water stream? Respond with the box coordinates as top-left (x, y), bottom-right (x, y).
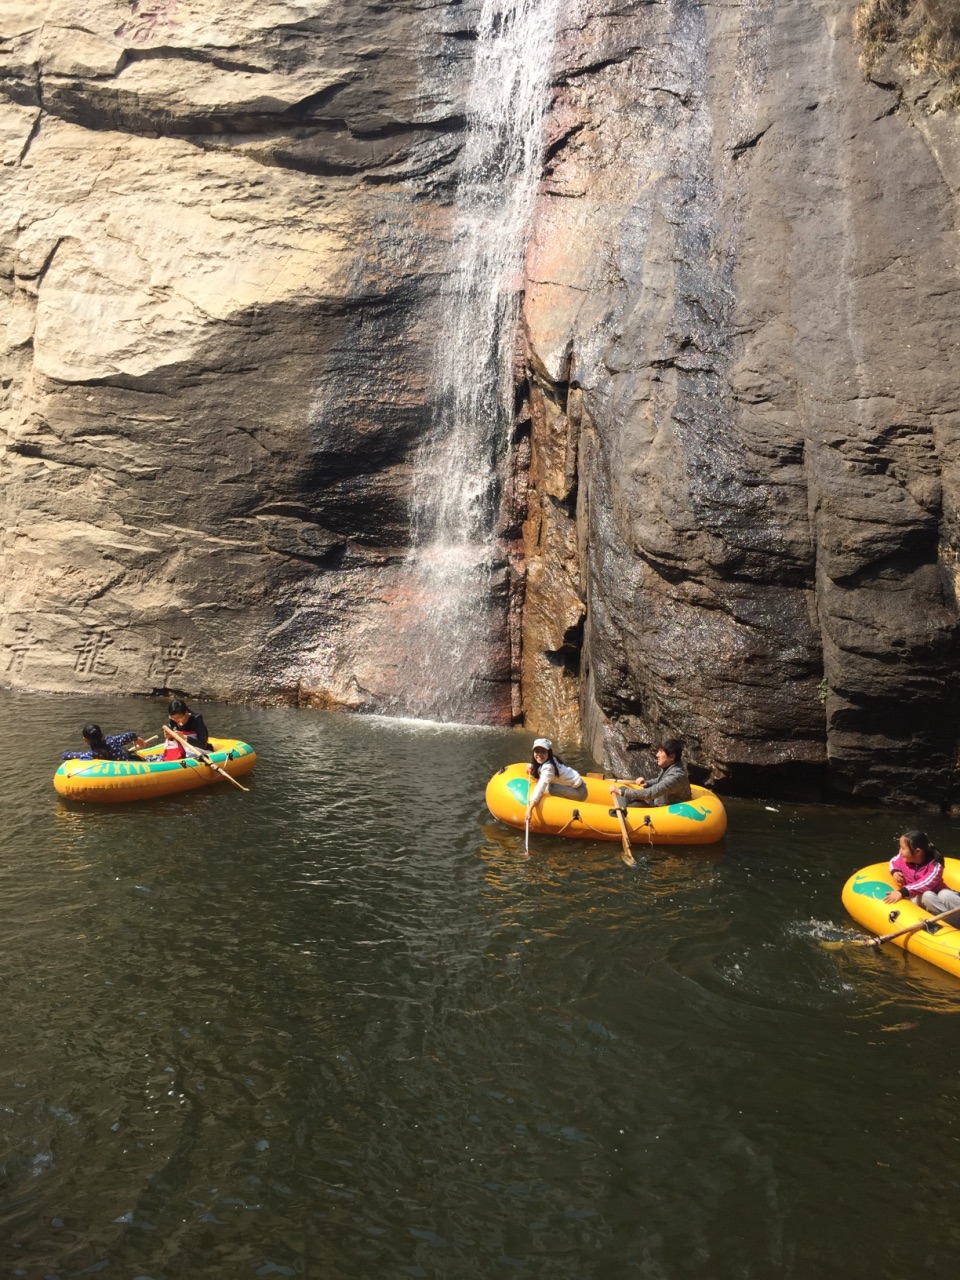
top-left (401, 0), bottom-right (564, 723)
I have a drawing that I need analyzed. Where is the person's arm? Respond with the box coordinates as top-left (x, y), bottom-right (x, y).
top-left (885, 858), bottom-right (907, 903)
top-left (527, 763), bottom-right (554, 811)
top-left (192, 715), bottom-right (212, 748)
top-left (903, 861), bottom-right (943, 898)
top-left (104, 731), bottom-right (146, 760)
top-left (885, 857), bottom-right (940, 903)
top-left (628, 768), bottom-right (666, 802)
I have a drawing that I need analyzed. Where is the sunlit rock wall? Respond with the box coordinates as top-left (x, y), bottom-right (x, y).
top-left (0, 0), bottom-right (496, 713)
top-left (523, 0), bottom-right (960, 805)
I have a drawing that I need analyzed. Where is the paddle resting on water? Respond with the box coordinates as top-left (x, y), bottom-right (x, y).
top-left (863, 901), bottom-right (960, 947)
top-left (612, 802), bottom-right (637, 868)
top-left (825, 902), bottom-right (960, 949)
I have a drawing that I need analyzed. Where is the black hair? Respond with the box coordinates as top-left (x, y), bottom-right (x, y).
top-left (168, 699), bottom-right (190, 716)
top-left (900, 830), bottom-right (943, 865)
top-left (530, 746), bottom-right (564, 779)
top-left (82, 723), bottom-right (105, 747)
top-left (660, 738), bottom-right (684, 761)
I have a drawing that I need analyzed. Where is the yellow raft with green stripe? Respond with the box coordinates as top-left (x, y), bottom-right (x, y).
top-left (485, 763), bottom-right (727, 845)
top-left (842, 860), bottom-right (960, 980)
top-left (54, 738), bottom-right (256, 802)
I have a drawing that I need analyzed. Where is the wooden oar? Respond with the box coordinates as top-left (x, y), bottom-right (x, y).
top-left (863, 902), bottom-right (960, 948)
top-left (613, 804), bottom-right (636, 868)
top-left (824, 901), bottom-right (960, 950)
top-left (166, 727), bottom-right (250, 793)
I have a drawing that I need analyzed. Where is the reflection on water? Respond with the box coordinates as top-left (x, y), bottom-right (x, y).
top-left (1, 689), bottom-right (960, 1279)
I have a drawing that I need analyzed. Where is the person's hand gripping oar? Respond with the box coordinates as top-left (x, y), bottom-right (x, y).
top-left (165, 726), bottom-right (250, 792)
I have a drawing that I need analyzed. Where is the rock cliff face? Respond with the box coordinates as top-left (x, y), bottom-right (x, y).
top-left (2, 1), bottom-right (960, 805)
top-left (523, 0), bottom-right (960, 805)
top-left (1, 0), bottom-right (497, 716)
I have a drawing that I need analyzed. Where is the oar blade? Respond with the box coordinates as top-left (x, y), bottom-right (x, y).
top-left (613, 806), bottom-right (637, 867)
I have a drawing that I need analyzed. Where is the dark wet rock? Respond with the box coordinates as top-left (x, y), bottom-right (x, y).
top-left (522, 0), bottom-right (960, 806)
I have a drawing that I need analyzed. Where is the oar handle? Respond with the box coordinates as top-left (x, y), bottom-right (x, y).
top-left (166, 726), bottom-right (250, 792)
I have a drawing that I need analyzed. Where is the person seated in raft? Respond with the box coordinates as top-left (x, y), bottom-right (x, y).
top-left (61, 723), bottom-right (148, 762)
top-left (161, 699), bottom-right (213, 760)
top-left (525, 738), bottom-right (588, 821)
top-left (609, 738), bottom-right (692, 810)
top-left (885, 829), bottom-right (960, 917)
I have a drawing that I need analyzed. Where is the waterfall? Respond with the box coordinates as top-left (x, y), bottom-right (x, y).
top-left (402, 0), bottom-right (563, 723)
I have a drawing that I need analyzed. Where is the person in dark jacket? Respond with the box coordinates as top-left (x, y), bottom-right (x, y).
top-left (62, 723), bottom-right (147, 761)
top-left (609, 738), bottom-right (692, 810)
top-left (161, 699), bottom-right (212, 759)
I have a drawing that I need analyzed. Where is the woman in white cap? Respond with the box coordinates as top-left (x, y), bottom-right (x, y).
top-left (525, 738), bottom-right (587, 822)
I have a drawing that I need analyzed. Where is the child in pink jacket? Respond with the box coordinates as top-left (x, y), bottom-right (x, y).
top-left (885, 830), bottom-right (960, 917)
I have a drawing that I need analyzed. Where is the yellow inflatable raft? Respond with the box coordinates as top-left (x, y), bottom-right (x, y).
top-left (54, 738), bottom-right (256, 803)
top-left (842, 860), bottom-right (960, 981)
top-left (485, 763), bottom-right (727, 845)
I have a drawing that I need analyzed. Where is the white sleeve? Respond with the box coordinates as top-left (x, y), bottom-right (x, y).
top-left (530, 762), bottom-right (555, 805)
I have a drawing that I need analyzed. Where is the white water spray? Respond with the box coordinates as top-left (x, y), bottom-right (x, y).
top-left (404, 0), bottom-right (563, 722)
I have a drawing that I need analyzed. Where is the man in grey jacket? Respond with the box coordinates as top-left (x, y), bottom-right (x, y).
top-left (609, 739), bottom-right (692, 809)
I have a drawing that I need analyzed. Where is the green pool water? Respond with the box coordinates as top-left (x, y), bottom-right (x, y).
top-left (2, 689), bottom-right (959, 1279)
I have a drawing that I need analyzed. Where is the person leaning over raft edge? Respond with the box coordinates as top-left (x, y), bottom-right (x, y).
top-left (525, 737), bottom-right (588, 823)
top-left (609, 738), bottom-right (692, 810)
top-left (62, 723), bottom-right (148, 762)
top-left (161, 698), bottom-right (213, 760)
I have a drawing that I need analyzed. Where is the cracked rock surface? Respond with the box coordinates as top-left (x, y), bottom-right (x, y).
top-left (1, 0), bottom-right (486, 714)
top-left (522, 0), bottom-right (960, 805)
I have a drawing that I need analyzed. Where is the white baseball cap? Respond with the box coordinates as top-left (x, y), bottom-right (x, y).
top-left (532, 738), bottom-right (552, 751)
